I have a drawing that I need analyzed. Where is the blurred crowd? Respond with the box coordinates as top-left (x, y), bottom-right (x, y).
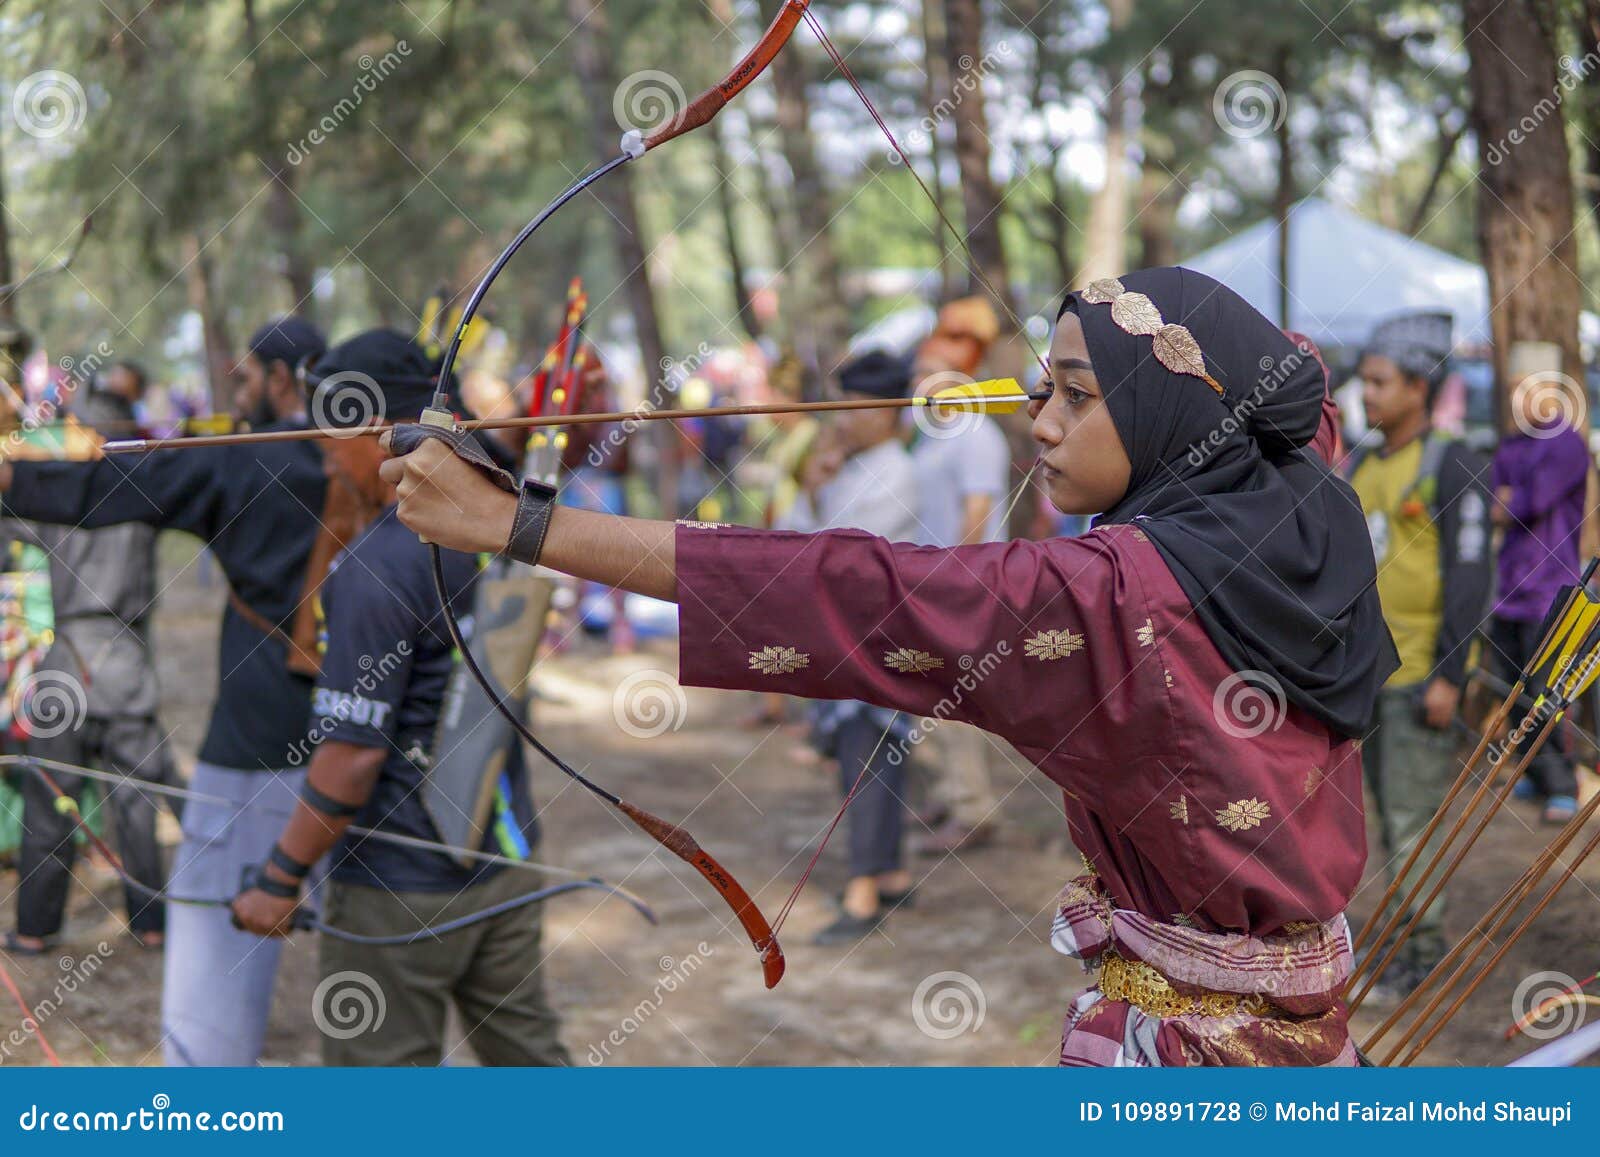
top-left (0, 288), bottom-right (1595, 1054)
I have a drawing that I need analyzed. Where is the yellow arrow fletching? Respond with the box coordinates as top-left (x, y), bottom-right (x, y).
top-left (1545, 601), bottom-right (1600, 691)
top-left (1531, 592), bottom-right (1597, 677)
top-left (924, 378), bottom-right (1028, 414)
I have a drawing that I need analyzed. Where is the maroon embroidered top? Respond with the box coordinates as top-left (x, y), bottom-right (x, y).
top-left (676, 520), bottom-right (1365, 937)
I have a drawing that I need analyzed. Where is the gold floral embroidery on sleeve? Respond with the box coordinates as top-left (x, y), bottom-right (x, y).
top-left (1136, 620), bottom-right (1155, 647)
top-left (1303, 766), bottom-right (1325, 798)
top-left (1023, 629), bottom-right (1084, 661)
top-left (883, 647), bottom-right (943, 674)
top-left (1168, 798), bottom-right (1189, 824)
top-left (748, 645), bottom-right (810, 675)
top-left (1215, 797), bottom-right (1271, 832)
top-left (676, 519), bottom-right (729, 530)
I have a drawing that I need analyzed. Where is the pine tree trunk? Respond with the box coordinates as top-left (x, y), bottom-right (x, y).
top-left (1137, 163), bottom-right (1180, 270)
top-left (760, 0), bottom-right (851, 374)
top-left (941, 0), bottom-right (1018, 328)
top-left (1273, 46), bottom-right (1294, 328)
top-left (242, 0), bottom-right (313, 319)
top-left (706, 0), bottom-right (761, 341)
top-left (1405, 115), bottom-right (1467, 237)
top-left (568, 0), bottom-right (676, 506)
top-left (182, 232), bottom-right (236, 413)
top-left (266, 164), bottom-right (315, 314)
top-left (1076, 0), bottom-right (1133, 285)
top-left (921, 0), bottom-right (958, 303)
top-left (1464, 0), bottom-right (1583, 425)
top-left (711, 119), bottom-right (762, 343)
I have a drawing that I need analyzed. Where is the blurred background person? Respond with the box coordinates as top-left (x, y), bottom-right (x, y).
top-left (5, 361), bottom-right (169, 956)
top-left (778, 350), bottom-right (918, 944)
top-left (1489, 340), bottom-right (1589, 826)
top-left (559, 347), bottom-right (635, 654)
top-left (745, 353), bottom-right (818, 730)
top-left (1345, 312), bottom-right (1492, 1001)
top-left (906, 299), bottom-right (1009, 854)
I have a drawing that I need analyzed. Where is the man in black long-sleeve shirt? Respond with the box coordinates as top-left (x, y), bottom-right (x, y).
top-left (0, 317), bottom-right (328, 1065)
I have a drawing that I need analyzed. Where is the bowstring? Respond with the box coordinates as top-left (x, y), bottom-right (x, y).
top-left (770, 710), bottom-right (901, 936)
top-left (763, 14), bottom-right (1053, 916)
top-left (7, 758), bottom-right (655, 929)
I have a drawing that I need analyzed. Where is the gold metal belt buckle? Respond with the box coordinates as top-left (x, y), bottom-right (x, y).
top-left (1097, 951), bottom-right (1272, 1019)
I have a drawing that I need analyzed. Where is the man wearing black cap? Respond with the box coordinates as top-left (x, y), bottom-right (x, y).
top-left (0, 315), bottom-right (334, 1065)
top-left (231, 330), bottom-right (566, 1066)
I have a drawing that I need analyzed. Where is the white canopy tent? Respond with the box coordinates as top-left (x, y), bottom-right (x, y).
top-left (1184, 198), bottom-right (1511, 351)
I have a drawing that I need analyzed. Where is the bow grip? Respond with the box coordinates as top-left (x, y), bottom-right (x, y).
top-left (388, 422), bottom-right (519, 495)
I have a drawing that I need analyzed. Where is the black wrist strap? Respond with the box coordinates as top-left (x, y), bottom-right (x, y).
top-left (300, 781), bottom-right (362, 818)
top-left (249, 865), bottom-right (301, 900)
top-left (268, 843), bottom-right (312, 880)
top-left (505, 479), bottom-right (559, 567)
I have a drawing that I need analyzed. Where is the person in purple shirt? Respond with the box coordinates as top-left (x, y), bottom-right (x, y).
top-left (1490, 341), bottom-right (1593, 824)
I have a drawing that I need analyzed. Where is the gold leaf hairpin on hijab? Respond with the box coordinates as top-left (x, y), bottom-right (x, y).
top-left (1079, 278), bottom-right (1224, 396)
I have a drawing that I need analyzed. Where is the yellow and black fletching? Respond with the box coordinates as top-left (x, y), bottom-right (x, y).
top-left (1558, 617), bottom-right (1600, 702)
top-left (1528, 564), bottom-right (1600, 695)
top-left (919, 378), bottom-right (1039, 414)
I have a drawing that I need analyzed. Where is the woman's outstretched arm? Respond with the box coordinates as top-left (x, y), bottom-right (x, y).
top-left (379, 432), bottom-right (678, 600)
top-left (378, 427), bottom-right (1158, 758)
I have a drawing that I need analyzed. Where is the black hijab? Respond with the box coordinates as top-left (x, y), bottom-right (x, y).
top-left (1059, 267), bottom-right (1397, 737)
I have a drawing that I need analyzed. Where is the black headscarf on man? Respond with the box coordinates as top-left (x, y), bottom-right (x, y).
top-left (1059, 266), bottom-right (1397, 737)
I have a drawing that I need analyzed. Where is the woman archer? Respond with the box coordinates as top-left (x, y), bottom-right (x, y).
top-left (380, 267), bottom-right (1397, 1067)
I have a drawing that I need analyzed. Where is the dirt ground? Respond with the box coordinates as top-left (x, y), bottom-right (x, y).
top-left (1, 536), bottom-right (1596, 1068)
